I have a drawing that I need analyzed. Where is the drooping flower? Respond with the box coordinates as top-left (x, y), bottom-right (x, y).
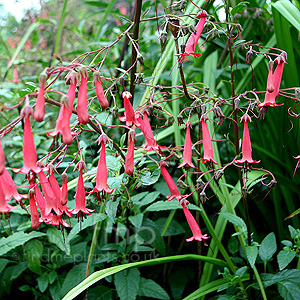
top-left (125, 129), bottom-right (135, 175)
top-left (12, 68), bottom-right (20, 83)
top-left (13, 105), bottom-right (42, 174)
top-left (47, 71), bottom-right (78, 145)
top-left (77, 67), bottom-right (89, 125)
top-left (94, 71), bottom-right (108, 109)
top-left (175, 10), bottom-right (207, 63)
top-left (118, 91), bottom-right (141, 127)
top-left (259, 52), bottom-right (286, 108)
top-left (235, 114), bottom-right (260, 164)
top-left (181, 202), bottom-right (209, 242)
top-left (38, 169), bottom-right (62, 217)
top-left (0, 179), bottom-right (16, 213)
top-left (71, 160), bottom-right (94, 216)
top-left (200, 115), bottom-right (218, 164)
top-left (48, 214), bottom-right (70, 227)
top-left (178, 121), bottom-right (196, 169)
top-left (33, 185), bottom-right (50, 222)
top-left (90, 134), bottom-right (115, 194)
top-left (29, 189), bottom-right (39, 229)
top-left (0, 137), bottom-right (5, 175)
top-left (0, 168), bottom-right (28, 201)
top-left (138, 111), bottom-right (166, 152)
top-left (61, 172), bottom-right (68, 205)
top-left (34, 69), bottom-right (48, 122)
top-left (159, 161), bottom-right (186, 201)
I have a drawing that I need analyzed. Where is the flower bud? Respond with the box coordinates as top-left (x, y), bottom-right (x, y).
top-left (168, 18), bottom-right (180, 38)
top-left (177, 115), bottom-right (184, 125)
top-left (177, 179), bottom-right (187, 189)
top-left (295, 88), bottom-right (300, 100)
top-left (200, 191), bottom-right (206, 203)
top-left (246, 46), bottom-right (253, 64)
top-left (234, 97), bottom-right (240, 110)
top-left (61, 95), bottom-right (70, 109)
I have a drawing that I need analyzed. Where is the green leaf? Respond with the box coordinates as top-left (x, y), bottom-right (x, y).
top-left (61, 263), bottom-right (90, 298)
top-left (107, 174), bottom-right (124, 193)
top-left (62, 254), bottom-right (227, 300)
top-left (0, 258), bottom-right (9, 273)
top-left (114, 268), bottom-right (141, 300)
top-left (277, 249), bottom-right (296, 270)
top-left (288, 225), bottom-right (300, 239)
top-left (47, 228), bottom-right (70, 255)
top-left (138, 277), bottom-right (170, 300)
top-left (67, 213), bottom-right (107, 243)
top-left (132, 191), bottom-right (160, 206)
top-left (259, 232), bottom-right (277, 264)
top-left (25, 240), bottom-right (43, 275)
top-left (146, 200), bottom-right (201, 212)
top-left (0, 231), bottom-right (46, 256)
top-left (219, 213), bottom-right (247, 231)
top-left (235, 266), bottom-right (248, 278)
top-left (139, 169), bottom-right (161, 186)
top-left (231, 2), bottom-right (249, 17)
top-left (278, 281), bottom-right (300, 300)
top-left (105, 198), bottom-right (120, 223)
top-left (106, 155), bottom-right (122, 172)
top-left (37, 273), bottom-right (49, 293)
top-left (245, 245), bottom-right (258, 268)
top-left (129, 213), bottom-right (144, 228)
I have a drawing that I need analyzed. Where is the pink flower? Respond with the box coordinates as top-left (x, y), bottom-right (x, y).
top-left (38, 169), bottom-right (62, 217)
top-left (259, 52), bottom-right (286, 108)
top-left (178, 121), bottom-right (196, 169)
top-left (29, 189), bottom-right (39, 229)
top-left (0, 179), bottom-right (16, 213)
top-left (125, 129), bottom-right (135, 175)
top-left (34, 70), bottom-right (48, 122)
top-left (61, 172), bottom-right (68, 206)
top-left (94, 71), bottom-right (108, 109)
top-left (175, 10), bottom-right (207, 63)
top-left (0, 168), bottom-right (28, 201)
top-left (47, 71), bottom-right (78, 145)
top-left (12, 68), bottom-right (20, 83)
top-left (182, 202), bottom-right (209, 242)
top-left (235, 114), bottom-right (260, 164)
top-left (13, 105), bottom-right (42, 174)
top-left (138, 111), bottom-right (167, 152)
top-left (71, 161), bottom-right (94, 216)
top-left (119, 91), bottom-right (141, 127)
top-left (0, 137), bottom-right (5, 175)
top-left (159, 161), bottom-right (186, 201)
top-left (48, 214), bottom-right (70, 227)
top-left (91, 134), bottom-right (115, 193)
top-left (200, 115), bottom-right (218, 164)
top-left (33, 185), bottom-right (50, 222)
top-left (77, 67), bottom-right (89, 125)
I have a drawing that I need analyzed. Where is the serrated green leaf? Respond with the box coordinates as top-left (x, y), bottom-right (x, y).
top-left (277, 250), bottom-right (296, 270)
top-left (138, 277), bottom-right (170, 300)
top-left (0, 231), bottom-right (46, 256)
top-left (47, 228), bottom-right (70, 255)
top-left (139, 169), bottom-right (161, 186)
top-left (105, 198), bottom-right (120, 223)
top-left (245, 245), bottom-right (258, 268)
top-left (25, 240), bottom-right (43, 275)
top-left (107, 174), bottom-right (124, 193)
top-left (129, 213), bottom-right (144, 228)
top-left (146, 200), bottom-right (201, 212)
top-left (235, 266), bottom-right (248, 278)
top-left (259, 232), bottom-right (277, 264)
top-left (278, 281), bottom-right (300, 300)
top-left (114, 268), bottom-right (141, 300)
top-left (219, 213), bottom-right (247, 231)
top-left (132, 191), bottom-right (160, 206)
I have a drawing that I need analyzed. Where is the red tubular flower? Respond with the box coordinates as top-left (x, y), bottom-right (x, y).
top-left (119, 91), bottom-right (141, 127)
top-left (77, 67), bottom-right (89, 125)
top-left (0, 168), bottom-right (28, 201)
top-left (38, 169), bottom-right (62, 217)
top-left (71, 160), bottom-right (94, 216)
top-left (34, 70), bottom-right (48, 122)
top-left (13, 105), bottom-right (42, 174)
top-left (0, 137), bottom-right (5, 175)
top-left (91, 134), bottom-right (115, 193)
top-left (182, 202), bottom-right (209, 242)
top-left (61, 172), bottom-right (68, 206)
top-left (235, 114), bottom-right (260, 164)
top-left (47, 71), bottom-right (78, 145)
top-left (175, 10), bottom-right (207, 63)
top-left (125, 129), bottom-right (135, 175)
top-left (200, 115), bottom-right (218, 164)
top-left (29, 189), bottom-right (39, 229)
top-left (178, 121), bottom-right (196, 169)
top-left (94, 71), bottom-right (108, 109)
top-left (48, 214), bottom-right (70, 227)
top-left (259, 52), bottom-right (286, 108)
top-left (159, 161), bottom-right (186, 201)
top-left (0, 180), bottom-right (16, 213)
top-left (33, 185), bottom-right (50, 222)
top-left (12, 68), bottom-right (20, 83)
